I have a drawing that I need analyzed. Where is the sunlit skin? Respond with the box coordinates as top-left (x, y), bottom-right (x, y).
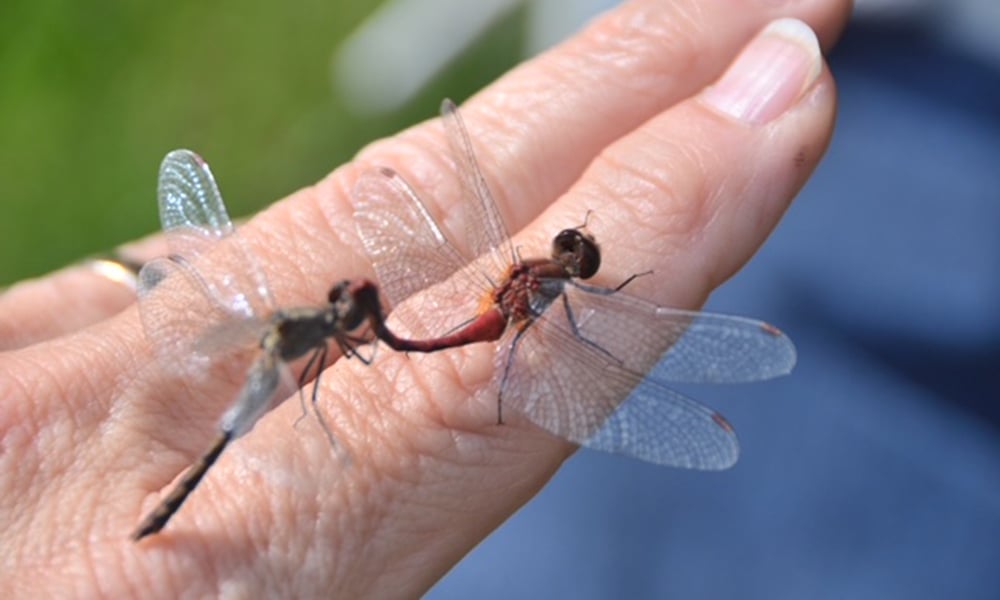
top-left (0, 1), bottom-right (846, 596)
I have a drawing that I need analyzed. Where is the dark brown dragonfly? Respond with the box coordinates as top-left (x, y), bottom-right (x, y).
top-left (353, 99), bottom-right (797, 470)
top-left (133, 150), bottom-right (392, 540)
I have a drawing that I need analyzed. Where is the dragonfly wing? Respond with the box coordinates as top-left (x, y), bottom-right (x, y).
top-left (153, 149), bottom-right (275, 318)
top-left (158, 149), bottom-right (235, 255)
top-left (353, 166), bottom-right (466, 306)
top-left (138, 256), bottom-right (223, 368)
top-left (353, 166), bottom-right (489, 339)
top-left (583, 375), bottom-right (739, 470)
top-left (490, 303), bottom-right (738, 469)
top-left (651, 309), bottom-right (797, 382)
top-left (193, 317), bottom-right (271, 358)
top-left (138, 150), bottom-right (274, 373)
top-left (137, 256), bottom-right (266, 376)
top-left (440, 99), bottom-right (516, 278)
top-left (565, 282), bottom-right (797, 383)
top-left (217, 350), bottom-right (294, 438)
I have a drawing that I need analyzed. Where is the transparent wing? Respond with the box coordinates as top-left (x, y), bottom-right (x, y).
top-left (218, 350), bottom-right (298, 439)
top-left (585, 377), bottom-right (739, 470)
top-left (440, 99), bottom-right (516, 278)
top-left (353, 165), bottom-right (493, 338)
top-left (137, 256), bottom-right (269, 376)
top-left (353, 166), bottom-right (467, 307)
top-left (565, 282), bottom-right (797, 383)
top-left (354, 100), bottom-right (522, 340)
top-left (152, 149), bottom-right (275, 317)
top-left (158, 149), bottom-right (235, 257)
top-left (490, 300), bottom-right (739, 469)
top-left (138, 149), bottom-right (273, 371)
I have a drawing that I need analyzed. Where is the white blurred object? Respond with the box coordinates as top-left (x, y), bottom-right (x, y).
top-left (525, 0), bottom-right (618, 54)
top-left (334, 0), bottom-right (520, 114)
top-left (335, 0), bottom-right (999, 115)
top-left (334, 0), bottom-right (620, 114)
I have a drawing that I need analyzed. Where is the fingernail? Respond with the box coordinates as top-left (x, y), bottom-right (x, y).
top-left (701, 18), bottom-right (822, 124)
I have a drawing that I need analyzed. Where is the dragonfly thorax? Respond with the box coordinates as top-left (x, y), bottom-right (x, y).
top-left (268, 308), bottom-right (339, 362)
top-left (493, 260), bottom-right (566, 324)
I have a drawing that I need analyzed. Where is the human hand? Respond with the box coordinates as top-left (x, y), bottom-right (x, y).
top-left (0, 0), bottom-right (848, 596)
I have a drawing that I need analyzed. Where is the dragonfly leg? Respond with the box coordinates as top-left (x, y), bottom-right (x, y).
top-left (613, 270), bottom-right (653, 292)
top-left (497, 324), bottom-right (532, 425)
top-left (294, 346), bottom-right (326, 428)
top-left (559, 293), bottom-right (624, 365)
top-left (306, 344), bottom-right (340, 450)
top-left (572, 271), bottom-right (653, 294)
top-left (335, 333), bottom-right (375, 365)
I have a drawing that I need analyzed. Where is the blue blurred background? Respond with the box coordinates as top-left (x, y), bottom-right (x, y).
top-left (3, 1), bottom-right (997, 597)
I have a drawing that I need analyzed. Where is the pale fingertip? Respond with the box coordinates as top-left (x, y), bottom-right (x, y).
top-left (701, 17), bottom-right (822, 125)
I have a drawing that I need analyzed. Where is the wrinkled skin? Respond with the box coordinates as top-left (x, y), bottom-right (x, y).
top-left (0, 0), bottom-right (849, 597)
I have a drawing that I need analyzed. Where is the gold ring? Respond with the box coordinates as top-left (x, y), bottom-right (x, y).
top-left (80, 251), bottom-right (143, 291)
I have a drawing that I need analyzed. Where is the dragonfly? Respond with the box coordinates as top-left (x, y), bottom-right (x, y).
top-left (132, 149), bottom-right (392, 540)
top-left (353, 99), bottom-right (797, 471)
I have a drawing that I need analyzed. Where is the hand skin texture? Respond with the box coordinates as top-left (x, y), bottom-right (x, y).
top-left (0, 0), bottom-right (848, 597)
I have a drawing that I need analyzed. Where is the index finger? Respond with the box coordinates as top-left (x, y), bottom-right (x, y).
top-left (345, 0), bottom-right (851, 250)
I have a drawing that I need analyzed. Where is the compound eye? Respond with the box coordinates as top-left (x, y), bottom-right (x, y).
top-left (575, 234), bottom-right (601, 279)
top-left (552, 229), bottom-right (578, 255)
top-left (552, 228), bottom-right (600, 279)
top-left (327, 280), bottom-right (349, 304)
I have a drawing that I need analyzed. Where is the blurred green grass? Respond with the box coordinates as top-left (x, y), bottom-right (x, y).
top-left (0, 0), bottom-right (525, 285)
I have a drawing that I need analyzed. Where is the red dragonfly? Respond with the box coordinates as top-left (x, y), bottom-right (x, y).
top-left (353, 99), bottom-right (797, 470)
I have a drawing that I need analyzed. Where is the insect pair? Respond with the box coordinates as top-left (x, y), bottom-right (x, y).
top-left (132, 99), bottom-right (796, 540)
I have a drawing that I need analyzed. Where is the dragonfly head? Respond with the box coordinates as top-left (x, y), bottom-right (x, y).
top-left (326, 280), bottom-right (363, 330)
top-left (552, 228), bottom-right (601, 280)
top-left (327, 279), bottom-right (384, 332)
top-left (327, 280), bottom-right (349, 305)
